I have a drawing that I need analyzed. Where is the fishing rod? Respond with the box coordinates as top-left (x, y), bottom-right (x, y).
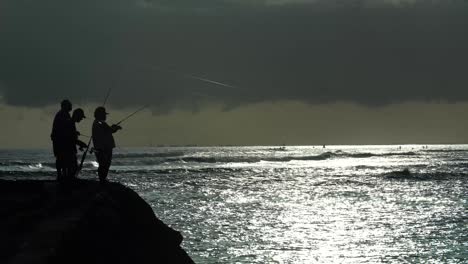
top-left (102, 86), bottom-right (112, 106)
top-left (115, 105), bottom-right (149, 125)
top-left (77, 104), bottom-right (148, 175)
top-left (76, 87), bottom-right (112, 177)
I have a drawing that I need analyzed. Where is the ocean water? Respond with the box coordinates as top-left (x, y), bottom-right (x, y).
top-left (1, 145), bottom-right (467, 263)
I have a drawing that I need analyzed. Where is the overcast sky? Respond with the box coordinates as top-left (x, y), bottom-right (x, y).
top-left (1, 0), bottom-right (468, 146)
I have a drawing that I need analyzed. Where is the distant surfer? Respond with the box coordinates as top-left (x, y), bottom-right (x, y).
top-left (92, 106), bottom-right (122, 183)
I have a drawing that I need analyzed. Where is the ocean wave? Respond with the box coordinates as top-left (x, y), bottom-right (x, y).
top-left (3, 165), bottom-right (466, 182)
top-left (349, 151), bottom-right (417, 158)
top-left (381, 169), bottom-right (466, 181)
top-left (172, 151), bottom-right (417, 164)
top-left (0, 161), bottom-right (56, 169)
top-left (0, 151), bottom-right (419, 171)
top-left (0, 167), bottom-right (248, 178)
top-left (0, 161), bottom-right (97, 170)
top-left (170, 153), bottom-right (333, 164)
top-left (109, 167), bottom-right (247, 175)
top-left (0, 161), bottom-right (50, 166)
top-left (112, 152), bottom-right (185, 159)
top-left (423, 149), bottom-right (468, 153)
top-left (0, 170), bottom-right (55, 178)
top-left (313, 179), bottom-right (376, 187)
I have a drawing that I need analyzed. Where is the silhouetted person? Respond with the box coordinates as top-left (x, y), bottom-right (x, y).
top-left (69, 108), bottom-right (88, 178)
top-left (51, 99), bottom-right (73, 182)
top-left (92, 106), bottom-right (122, 183)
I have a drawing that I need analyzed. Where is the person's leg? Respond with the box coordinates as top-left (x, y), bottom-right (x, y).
top-left (98, 150), bottom-right (112, 183)
top-left (70, 154), bottom-right (78, 179)
top-left (56, 154), bottom-right (66, 183)
top-left (101, 164), bottom-right (109, 182)
top-left (62, 154), bottom-right (73, 183)
top-left (55, 157), bottom-right (62, 181)
top-left (98, 166), bottom-right (107, 182)
top-left (96, 151), bottom-right (107, 183)
top-left (54, 145), bottom-right (61, 181)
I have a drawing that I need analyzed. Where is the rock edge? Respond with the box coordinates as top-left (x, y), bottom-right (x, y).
top-left (0, 179), bottom-right (194, 264)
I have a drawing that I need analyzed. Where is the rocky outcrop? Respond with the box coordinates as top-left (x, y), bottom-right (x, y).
top-left (0, 179), bottom-right (194, 264)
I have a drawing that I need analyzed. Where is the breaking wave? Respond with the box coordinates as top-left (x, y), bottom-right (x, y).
top-left (423, 149), bottom-right (468, 153)
top-left (112, 151), bottom-right (185, 159)
top-left (171, 151), bottom-right (417, 164)
top-left (381, 169), bottom-right (467, 181)
top-left (0, 161), bottom-right (97, 170)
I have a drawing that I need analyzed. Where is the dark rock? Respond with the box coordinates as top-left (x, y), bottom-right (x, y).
top-left (0, 179), bottom-right (194, 264)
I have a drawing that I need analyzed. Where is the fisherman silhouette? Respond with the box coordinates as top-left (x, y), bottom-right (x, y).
top-left (69, 108), bottom-right (88, 178)
top-left (51, 101), bottom-right (88, 183)
top-left (92, 106), bottom-right (122, 183)
top-left (51, 99), bottom-right (73, 182)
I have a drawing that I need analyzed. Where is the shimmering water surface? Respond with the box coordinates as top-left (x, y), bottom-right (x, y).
top-left (1, 145), bottom-right (467, 263)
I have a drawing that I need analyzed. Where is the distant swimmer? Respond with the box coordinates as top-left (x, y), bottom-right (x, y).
top-left (92, 106), bottom-right (122, 183)
top-left (323, 144), bottom-right (326, 148)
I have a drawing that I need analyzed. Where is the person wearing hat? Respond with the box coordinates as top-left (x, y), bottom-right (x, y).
top-left (69, 108), bottom-right (88, 178)
top-left (92, 106), bottom-right (122, 183)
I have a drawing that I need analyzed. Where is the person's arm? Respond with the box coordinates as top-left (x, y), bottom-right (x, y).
top-left (51, 118), bottom-right (57, 141)
top-left (76, 139), bottom-right (87, 151)
top-left (110, 124), bottom-right (122, 133)
top-left (51, 113), bottom-right (64, 141)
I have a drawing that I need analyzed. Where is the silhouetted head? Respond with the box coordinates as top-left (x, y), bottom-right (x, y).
top-left (94, 106), bottom-right (108, 121)
top-left (72, 108), bottom-right (86, 123)
top-left (61, 99), bottom-right (72, 112)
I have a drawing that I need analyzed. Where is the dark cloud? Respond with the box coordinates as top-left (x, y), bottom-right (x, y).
top-left (1, 0), bottom-right (468, 110)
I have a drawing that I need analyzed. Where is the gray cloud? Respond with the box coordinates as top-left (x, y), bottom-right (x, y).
top-left (1, 0), bottom-right (468, 110)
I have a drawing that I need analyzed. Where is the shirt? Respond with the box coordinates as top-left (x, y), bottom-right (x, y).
top-left (51, 110), bottom-right (74, 154)
top-left (92, 120), bottom-right (116, 150)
